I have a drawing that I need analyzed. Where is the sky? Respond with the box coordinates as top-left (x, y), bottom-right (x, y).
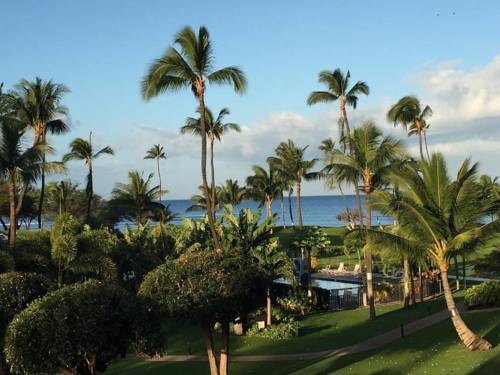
top-left (1, 0), bottom-right (500, 199)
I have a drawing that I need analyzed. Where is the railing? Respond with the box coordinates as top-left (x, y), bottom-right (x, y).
top-left (329, 287), bottom-right (363, 310)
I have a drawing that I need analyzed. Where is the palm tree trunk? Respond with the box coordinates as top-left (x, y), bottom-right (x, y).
top-left (410, 265), bottom-right (416, 304)
top-left (418, 131), bottom-right (424, 161)
top-left (199, 95), bottom-right (220, 248)
top-left (157, 157), bottom-right (162, 200)
top-left (462, 255), bottom-right (467, 289)
top-left (37, 153), bottom-right (46, 228)
top-left (266, 287), bottom-right (272, 326)
top-left (423, 129), bottom-right (431, 161)
top-left (204, 323), bottom-right (219, 375)
top-left (364, 190), bottom-right (376, 320)
top-left (8, 176), bottom-right (17, 248)
top-left (288, 188), bottom-right (295, 226)
top-left (403, 256), bottom-right (411, 308)
top-left (86, 163), bottom-right (93, 223)
top-left (439, 266), bottom-right (492, 350)
top-left (340, 99), bottom-right (351, 148)
top-left (418, 264), bottom-right (424, 302)
top-left (454, 255), bottom-right (460, 290)
top-left (219, 321), bottom-right (230, 375)
top-left (280, 196), bottom-right (286, 228)
top-left (296, 180), bottom-right (303, 227)
top-left (210, 137), bottom-right (217, 221)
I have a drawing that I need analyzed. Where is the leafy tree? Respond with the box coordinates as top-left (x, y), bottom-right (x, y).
top-left (252, 239), bottom-right (295, 326)
top-left (181, 107), bottom-right (241, 214)
top-left (110, 171), bottom-right (164, 225)
top-left (0, 121), bottom-right (63, 246)
top-left (142, 25), bottom-right (247, 248)
top-left (4, 281), bottom-right (146, 375)
top-left (63, 133), bottom-right (114, 222)
top-left (369, 154), bottom-right (499, 350)
top-left (144, 144), bottom-right (167, 200)
top-left (387, 96), bottom-right (432, 161)
top-left (323, 122), bottom-right (406, 319)
top-left (246, 163), bottom-right (282, 219)
top-left (139, 247), bottom-right (258, 375)
top-left (307, 68), bottom-right (369, 150)
top-left (0, 272), bottom-right (51, 374)
top-left (268, 139), bottom-right (319, 227)
top-left (7, 78), bottom-right (69, 228)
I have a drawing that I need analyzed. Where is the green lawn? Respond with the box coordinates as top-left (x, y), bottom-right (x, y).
top-left (107, 296), bottom-right (500, 375)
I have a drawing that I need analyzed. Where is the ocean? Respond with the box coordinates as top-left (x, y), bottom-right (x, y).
top-left (160, 195), bottom-right (393, 227)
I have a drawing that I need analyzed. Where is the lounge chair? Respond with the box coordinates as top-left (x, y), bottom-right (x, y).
top-left (336, 262), bottom-right (346, 273)
top-left (352, 264), bottom-right (361, 274)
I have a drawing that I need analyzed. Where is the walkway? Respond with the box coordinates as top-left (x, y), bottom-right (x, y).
top-left (145, 304), bottom-right (473, 363)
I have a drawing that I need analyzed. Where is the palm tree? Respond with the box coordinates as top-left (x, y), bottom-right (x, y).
top-left (0, 121), bottom-right (64, 246)
top-left (370, 154), bottom-right (498, 350)
top-left (181, 107), bottom-right (241, 216)
top-left (323, 122), bottom-right (406, 320)
top-left (268, 140), bottom-right (319, 227)
top-left (46, 180), bottom-right (75, 215)
top-left (144, 144), bottom-right (167, 200)
top-left (218, 179), bottom-right (246, 207)
top-left (8, 78), bottom-right (70, 228)
top-left (142, 25), bottom-right (247, 251)
top-left (187, 185), bottom-right (219, 212)
top-left (63, 133), bottom-right (114, 222)
top-left (307, 68), bottom-right (369, 149)
top-left (387, 96), bottom-right (432, 161)
top-left (252, 240), bottom-right (295, 326)
top-left (246, 164), bottom-right (281, 219)
top-left (110, 171), bottom-right (164, 225)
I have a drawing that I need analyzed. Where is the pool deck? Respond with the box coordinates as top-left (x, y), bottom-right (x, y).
top-left (314, 271), bottom-right (402, 285)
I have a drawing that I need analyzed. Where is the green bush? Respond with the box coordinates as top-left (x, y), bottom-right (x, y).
top-left (0, 251), bottom-right (14, 273)
top-left (247, 320), bottom-right (300, 340)
top-left (12, 230), bottom-right (54, 277)
top-left (4, 280), bottom-right (144, 375)
top-left (465, 280), bottom-right (500, 308)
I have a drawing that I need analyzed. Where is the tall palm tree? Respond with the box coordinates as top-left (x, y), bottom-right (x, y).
top-left (8, 78), bottom-right (70, 228)
top-left (387, 96), bottom-right (432, 161)
top-left (142, 25), bottom-right (247, 251)
top-left (144, 144), bottom-right (167, 201)
top-left (268, 140), bottom-right (319, 227)
top-left (323, 122), bottom-right (406, 320)
top-left (181, 107), bottom-right (241, 216)
top-left (246, 164), bottom-right (281, 219)
top-left (307, 68), bottom-right (369, 149)
top-left (370, 154), bottom-right (499, 350)
top-left (0, 121), bottom-right (64, 246)
top-left (110, 171), bottom-right (164, 226)
top-left (218, 179), bottom-right (246, 207)
top-left (63, 133), bottom-right (114, 222)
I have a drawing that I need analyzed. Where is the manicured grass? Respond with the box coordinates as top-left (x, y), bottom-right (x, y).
top-left (288, 310), bottom-right (500, 374)
top-left (135, 293), bottom-right (462, 357)
top-left (273, 226), bottom-right (346, 250)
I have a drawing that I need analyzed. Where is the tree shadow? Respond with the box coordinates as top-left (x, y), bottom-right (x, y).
top-left (299, 325), bottom-right (332, 336)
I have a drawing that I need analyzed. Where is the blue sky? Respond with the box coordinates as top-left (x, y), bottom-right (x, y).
top-left (2, 0), bottom-right (500, 198)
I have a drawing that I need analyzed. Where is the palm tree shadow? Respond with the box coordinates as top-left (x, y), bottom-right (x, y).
top-left (299, 325), bottom-right (331, 336)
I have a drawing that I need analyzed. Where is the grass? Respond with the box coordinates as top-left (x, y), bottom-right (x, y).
top-left (107, 295), bottom-right (499, 375)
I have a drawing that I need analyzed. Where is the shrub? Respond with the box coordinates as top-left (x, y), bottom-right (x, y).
top-left (247, 320), bottom-right (300, 340)
top-left (277, 290), bottom-right (313, 316)
top-left (12, 230), bottom-right (54, 277)
top-left (4, 280), bottom-right (143, 375)
top-left (373, 282), bottom-right (393, 303)
top-left (465, 280), bottom-right (500, 308)
top-left (0, 251), bottom-right (14, 273)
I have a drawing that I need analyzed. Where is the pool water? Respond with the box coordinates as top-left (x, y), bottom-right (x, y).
top-left (311, 277), bottom-right (361, 290)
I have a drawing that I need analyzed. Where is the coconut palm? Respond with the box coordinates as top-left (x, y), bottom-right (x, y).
top-left (268, 140), bottom-right (319, 227)
top-left (369, 154), bottom-right (499, 350)
top-left (246, 164), bottom-right (281, 219)
top-left (0, 121), bottom-right (64, 246)
top-left (252, 240), bottom-right (295, 326)
top-left (110, 171), bottom-right (164, 225)
top-left (187, 185), bottom-right (219, 212)
top-left (181, 107), bottom-right (241, 215)
top-left (218, 179), bottom-right (246, 207)
top-left (387, 96), bottom-right (432, 161)
top-left (323, 122), bottom-right (406, 319)
top-left (63, 133), bottom-right (114, 222)
top-left (307, 69), bottom-right (369, 149)
top-left (144, 144), bottom-right (167, 200)
top-left (8, 78), bottom-right (70, 228)
top-left (142, 25), bottom-right (247, 251)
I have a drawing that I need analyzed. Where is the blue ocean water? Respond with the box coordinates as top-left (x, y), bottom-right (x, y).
top-left (161, 195), bottom-right (392, 227)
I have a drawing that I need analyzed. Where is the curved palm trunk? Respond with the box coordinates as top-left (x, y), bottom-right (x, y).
top-left (8, 175), bottom-right (17, 247)
top-left (199, 94), bottom-right (220, 248)
top-left (403, 255), bottom-right (411, 308)
top-left (364, 190), bottom-right (376, 320)
top-left (296, 180), bottom-right (303, 227)
top-left (210, 137), bottom-right (217, 221)
top-left (439, 266), bottom-right (492, 350)
top-left (288, 188), bottom-right (295, 226)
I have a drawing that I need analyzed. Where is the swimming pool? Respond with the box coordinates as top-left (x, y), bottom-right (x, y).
top-left (275, 277), bottom-right (361, 291)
